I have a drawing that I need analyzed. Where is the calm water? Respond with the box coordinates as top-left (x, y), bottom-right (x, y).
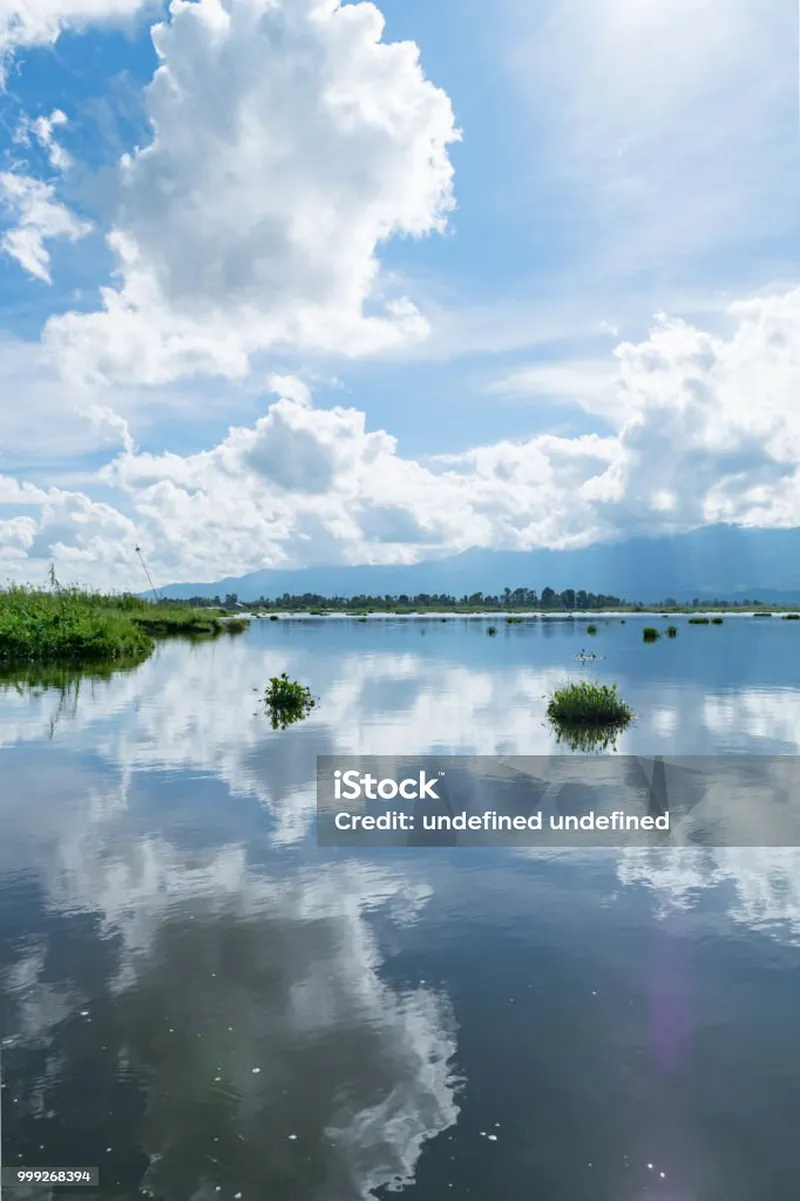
top-left (1, 615), bottom-right (799, 1201)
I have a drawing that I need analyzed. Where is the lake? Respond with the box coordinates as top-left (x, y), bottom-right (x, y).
top-left (1, 614), bottom-right (799, 1201)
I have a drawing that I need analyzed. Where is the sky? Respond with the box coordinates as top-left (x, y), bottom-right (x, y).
top-left (0, 0), bottom-right (798, 589)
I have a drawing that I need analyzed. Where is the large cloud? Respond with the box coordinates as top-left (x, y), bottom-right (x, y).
top-left (6, 283), bottom-right (800, 586)
top-left (43, 0), bottom-right (460, 384)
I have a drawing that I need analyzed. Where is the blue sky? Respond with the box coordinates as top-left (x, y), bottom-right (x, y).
top-left (0, 0), bottom-right (798, 588)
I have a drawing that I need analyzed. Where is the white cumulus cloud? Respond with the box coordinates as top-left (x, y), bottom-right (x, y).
top-left (3, 286), bottom-right (800, 586)
top-left (44, 0), bottom-right (460, 384)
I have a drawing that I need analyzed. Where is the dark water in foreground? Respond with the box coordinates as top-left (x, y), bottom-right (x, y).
top-left (1, 614), bottom-right (799, 1201)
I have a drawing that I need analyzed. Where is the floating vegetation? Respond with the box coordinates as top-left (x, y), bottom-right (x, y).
top-left (269, 614), bottom-right (279, 621)
top-left (546, 680), bottom-right (634, 752)
top-left (752, 612), bottom-right (773, 617)
top-left (666, 625), bottom-right (678, 638)
top-left (263, 673), bottom-right (316, 729)
top-left (506, 616), bottom-right (524, 624)
top-left (487, 625), bottom-right (498, 636)
top-left (783, 614), bottom-right (800, 620)
top-left (711, 616), bottom-right (723, 624)
top-left (642, 627), bottom-right (660, 642)
top-left (688, 617), bottom-right (710, 625)
top-left (356, 617), bottom-right (368, 623)
top-left (586, 624), bottom-right (598, 635)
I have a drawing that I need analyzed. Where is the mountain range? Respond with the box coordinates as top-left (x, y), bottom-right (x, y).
top-left (153, 525), bottom-right (800, 604)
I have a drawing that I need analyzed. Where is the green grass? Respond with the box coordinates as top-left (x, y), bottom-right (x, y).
top-left (688, 616), bottom-right (710, 625)
top-left (642, 627), bottom-right (660, 642)
top-left (0, 584), bottom-right (249, 668)
top-left (546, 681), bottom-right (634, 750)
top-left (666, 625), bottom-right (678, 638)
top-left (783, 614), bottom-right (800, 620)
top-left (752, 611), bottom-right (773, 617)
top-left (263, 673), bottom-right (316, 729)
top-left (711, 616), bottom-right (724, 624)
top-left (586, 623), bottom-right (598, 635)
top-left (506, 616), bottom-right (524, 624)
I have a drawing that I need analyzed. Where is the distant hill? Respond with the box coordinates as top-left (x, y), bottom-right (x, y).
top-left (154, 524), bottom-right (800, 604)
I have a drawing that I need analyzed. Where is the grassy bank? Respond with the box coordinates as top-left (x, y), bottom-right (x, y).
top-left (0, 585), bottom-right (249, 667)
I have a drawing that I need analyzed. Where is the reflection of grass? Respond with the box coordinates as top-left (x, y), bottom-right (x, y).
top-left (551, 723), bottom-right (628, 752)
top-left (263, 673), bottom-right (317, 729)
top-left (0, 654), bottom-right (148, 694)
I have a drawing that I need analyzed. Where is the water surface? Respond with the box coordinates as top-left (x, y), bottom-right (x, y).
top-left (1, 615), bottom-right (799, 1200)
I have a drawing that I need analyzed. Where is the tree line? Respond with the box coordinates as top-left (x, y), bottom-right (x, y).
top-left (173, 589), bottom-right (768, 610)
top-left (183, 587), bottom-right (629, 609)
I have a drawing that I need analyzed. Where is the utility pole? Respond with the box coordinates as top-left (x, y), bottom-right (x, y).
top-left (135, 545), bottom-right (161, 602)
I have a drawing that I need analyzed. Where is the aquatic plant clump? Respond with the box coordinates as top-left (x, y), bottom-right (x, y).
top-left (666, 626), bottom-right (678, 638)
top-left (264, 673), bottom-right (317, 729)
top-left (688, 617), bottom-right (710, 625)
top-left (642, 627), bottom-right (660, 642)
top-left (487, 625), bottom-right (498, 636)
top-left (546, 680), bottom-right (634, 730)
top-left (711, 617), bottom-right (723, 625)
top-left (586, 624), bottom-right (598, 635)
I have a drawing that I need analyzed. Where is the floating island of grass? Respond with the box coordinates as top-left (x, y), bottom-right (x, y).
top-left (546, 680), bottom-right (634, 752)
top-left (263, 672), bottom-right (317, 730)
